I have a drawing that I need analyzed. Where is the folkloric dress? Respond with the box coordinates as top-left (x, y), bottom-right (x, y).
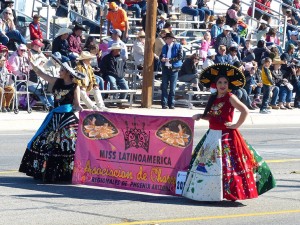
top-left (19, 79), bottom-right (79, 182)
top-left (183, 92), bottom-right (276, 201)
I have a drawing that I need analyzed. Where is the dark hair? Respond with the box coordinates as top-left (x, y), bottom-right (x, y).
top-left (190, 53), bottom-right (200, 61)
top-left (267, 28), bottom-right (276, 36)
top-left (230, 3), bottom-right (240, 11)
top-left (216, 16), bottom-right (225, 25)
top-left (257, 40), bottom-right (265, 48)
top-left (202, 75), bottom-right (229, 118)
top-left (163, 22), bottom-right (172, 29)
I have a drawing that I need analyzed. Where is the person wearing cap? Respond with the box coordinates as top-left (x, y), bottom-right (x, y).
top-left (202, 48), bottom-right (216, 69)
top-left (178, 53), bottom-right (202, 100)
top-left (285, 30), bottom-right (299, 52)
top-left (68, 23), bottom-right (86, 57)
top-left (156, 13), bottom-right (168, 35)
top-left (0, 52), bottom-right (14, 112)
top-left (214, 25), bottom-right (232, 52)
top-left (183, 63), bottom-right (275, 202)
top-left (52, 27), bottom-right (73, 63)
top-left (214, 45), bottom-right (229, 64)
top-left (106, 2), bottom-right (129, 41)
top-left (0, 7), bottom-right (27, 46)
top-left (108, 29), bottom-right (128, 61)
top-left (29, 14), bottom-right (51, 51)
top-left (19, 59), bottom-right (84, 183)
top-left (8, 44), bottom-right (30, 79)
top-left (100, 43), bottom-right (129, 99)
top-left (160, 32), bottom-right (183, 109)
top-left (132, 30), bottom-right (145, 70)
top-left (75, 51), bottom-right (107, 111)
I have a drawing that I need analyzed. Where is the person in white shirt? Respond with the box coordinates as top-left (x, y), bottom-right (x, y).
top-left (202, 49), bottom-right (216, 69)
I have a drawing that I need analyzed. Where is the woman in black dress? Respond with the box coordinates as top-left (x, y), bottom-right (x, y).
top-left (19, 59), bottom-right (84, 182)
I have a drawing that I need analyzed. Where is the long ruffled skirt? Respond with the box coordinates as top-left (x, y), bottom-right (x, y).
top-left (182, 129), bottom-right (276, 201)
top-left (19, 112), bottom-right (78, 182)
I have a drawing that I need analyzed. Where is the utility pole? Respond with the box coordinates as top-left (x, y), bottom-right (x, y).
top-left (141, 0), bottom-right (157, 108)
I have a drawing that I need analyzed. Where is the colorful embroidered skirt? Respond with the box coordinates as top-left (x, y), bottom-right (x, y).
top-left (182, 129), bottom-right (276, 201)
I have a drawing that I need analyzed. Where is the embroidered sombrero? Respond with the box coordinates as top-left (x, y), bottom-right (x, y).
top-left (199, 63), bottom-right (246, 90)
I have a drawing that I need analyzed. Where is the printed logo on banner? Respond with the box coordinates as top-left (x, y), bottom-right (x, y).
top-left (73, 112), bottom-right (194, 196)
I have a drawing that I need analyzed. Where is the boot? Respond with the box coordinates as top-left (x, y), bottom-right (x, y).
top-left (192, 87), bottom-right (200, 100)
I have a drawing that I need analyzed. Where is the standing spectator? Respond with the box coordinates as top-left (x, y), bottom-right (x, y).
top-left (260, 57), bottom-right (277, 114)
top-left (0, 7), bottom-right (27, 46)
top-left (291, 62), bottom-right (300, 108)
top-left (180, 0), bottom-right (205, 29)
top-left (178, 53), bottom-right (201, 100)
top-left (214, 25), bottom-right (232, 52)
top-left (100, 43), bottom-right (129, 99)
top-left (202, 49), bottom-right (216, 69)
top-left (160, 32), bottom-right (183, 109)
top-left (132, 30), bottom-right (145, 70)
top-left (154, 29), bottom-right (167, 72)
top-left (29, 14), bottom-right (51, 51)
top-left (107, 29), bottom-right (128, 60)
top-left (52, 27), bottom-right (73, 62)
top-left (199, 32), bottom-right (211, 61)
top-left (106, 2), bottom-right (129, 41)
top-left (75, 51), bottom-right (107, 111)
top-left (0, 52), bottom-right (14, 112)
top-left (68, 23), bottom-right (86, 58)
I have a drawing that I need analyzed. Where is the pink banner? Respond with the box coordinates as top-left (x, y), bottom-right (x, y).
top-left (72, 111), bottom-right (194, 195)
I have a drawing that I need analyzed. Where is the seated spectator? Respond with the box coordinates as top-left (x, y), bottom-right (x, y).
top-left (106, 2), bottom-right (129, 41)
top-left (227, 46), bottom-right (239, 65)
top-left (83, 36), bottom-right (97, 52)
top-left (88, 45), bottom-right (105, 91)
top-left (163, 21), bottom-right (173, 33)
top-left (30, 39), bottom-right (48, 67)
top-left (202, 49), bottom-right (216, 69)
top-left (255, 20), bottom-right (269, 41)
top-left (125, 0), bottom-right (147, 20)
top-left (214, 45), bottom-right (229, 64)
top-left (0, 0), bottom-right (17, 24)
top-left (244, 61), bottom-right (263, 108)
top-left (75, 51), bottom-right (107, 111)
top-left (266, 28), bottom-right (280, 46)
top-left (158, 0), bottom-right (169, 17)
top-left (226, 3), bottom-right (243, 27)
top-left (247, 0), bottom-right (272, 24)
top-left (56, 0), bottom-right (68, 17)
top-left (281, 44), bottom-right (297, 71)
top-left (0, 7), bottom-right (27, 47)
top-left (29, 14), bottom-right (51, 51)
top-left (197, 0), bottom-right (214, 27)
top-left (211, 16), bottom-right (225, 44)
top-left (241, 40), bottom-right (255, 62)
top-left (180, 0), bottom-right (205, 29)
top-left (271, 57), bottom-right (293, 109)
top-left (291, 61), bottom-right (300, 108)
top-left (8, 44), bottom-right (30, 79)
top-left (132, 30), bottom-right (145, 70)
top-left (52, 27), bottom-right (73, 63)
top-left (0, 52), bottom-right (14, 112)
top-left (68, 23), bottom-right (86, 58)
top-left (253, 40), bottom-right (270, 66)
top-left (285, 30), bottom-right (299, 52)
top-left (157, 13), bottom-right (168, 35)
top-left (232, 61), bottom-right (256, 110)
top-left (214, 25), bottom-right (232, 52)
top-left (199, 32), bottom-right (211, 61)
top-left (178, 53), bottom-right (201, 100)
top-left (100, 43), bottom-right (129, 99)
top-left (108, 29), bottom-right (128, 61)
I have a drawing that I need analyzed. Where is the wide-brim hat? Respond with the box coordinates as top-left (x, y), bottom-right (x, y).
top-left (78, 51), bottom-right (96, 60)
top-left (163, 32), bottom-right (175, 39)
top-left (160, 13), bottom-right (168, 20)
top-left (51, 52), bottom-right (62, 64)
top-left (272, 57), bottom-right (284, 65)
top-left (199, 64), bottom-right (246, 90)
top-left (61, 62), bottom-right (85, 80)
top-left (137, 30), bottom-right (145, 38)
top-left (108, 43), bottom-right (123, 50)
top-left (56, 28), bottom-right (72, 37)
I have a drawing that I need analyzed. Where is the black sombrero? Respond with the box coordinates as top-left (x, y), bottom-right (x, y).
top-left (61, 62), bottom-right (85, 80)
top-left (199, 63), bottom-right (246, 90)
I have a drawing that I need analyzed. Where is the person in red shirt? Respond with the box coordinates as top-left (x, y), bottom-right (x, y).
top-left (247, 0), bottom-right (273, 23)
top-left (29, 14), bottom-right (51, 51)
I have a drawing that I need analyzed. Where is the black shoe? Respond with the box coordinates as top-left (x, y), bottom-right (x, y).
top-left (169, 106), bottom-right (175, 109)
top-left (6, 107), bottom-right (10, 112)
top-left (162, 106), bottom-right (168, 109)
top-left (247, 105), bottom-right (256, 110)
top-left (2, 108), bottom-right (7, 113)
top-left (193, 95), bottom-right (201, 101)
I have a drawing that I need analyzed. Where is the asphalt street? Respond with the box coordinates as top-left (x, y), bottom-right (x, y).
top-left (0, 125), bottom-right (299, 225)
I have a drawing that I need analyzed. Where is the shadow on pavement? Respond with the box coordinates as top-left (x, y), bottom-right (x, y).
top-left (0, 175), bottom-right (246, 207)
